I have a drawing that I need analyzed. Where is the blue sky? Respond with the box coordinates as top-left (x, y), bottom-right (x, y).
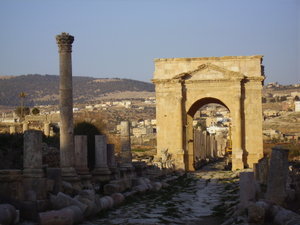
top-left (0, 0), bottom-right (299, 84)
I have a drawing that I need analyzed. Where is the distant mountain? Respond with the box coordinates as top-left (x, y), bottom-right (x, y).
top-left (0, 74), bottom-right (154, 106)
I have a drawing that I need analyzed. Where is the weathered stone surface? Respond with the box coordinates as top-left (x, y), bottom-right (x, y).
top-left (247, 202), bottom-right (265, 223)
top-left (23, 130), bottom-right (44, 178)
top-left (120, 121), bottom-right (133, 168)
top-left (110, 193), bottom-right (125, 206)
top-left (272, 205), bottom-right (300, 225)
top-left (74, 135), bottom-right (89, 175)
top-left (103, 183), bottom-right (121, 195)
top-left (50, 192), bottom-right (87, 213)
top-left (56, 32), bottom-right (78, 182)
top-left (0, 204), bottom-right (17, 225)
top-left (153, 56), bottom-right (264, 171)
top-left (152, 182), bottom-right (162, 191)
top-left (239, 172), bottom-right (256, 209)
top-left (46, 168), bottom-right (62, 194)
top-left (99, 196), bottom-right (114, 210)
top-left (253, 157), bottom-right (269, 185)
top-left (93, 135), bottom-right (111, 181)
top-left (266, 147), bottom-right (289, 205)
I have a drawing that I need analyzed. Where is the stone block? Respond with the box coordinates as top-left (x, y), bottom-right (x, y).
top-left (266, 147), bottom-right (289, 205)
top-left (103, 183), bottom-right (121, 195)
top-left (0, 204), bottom-right (17, 225)
top-left (111, 193), bottom-right (124, 206)
top-left (46, 168), bottom-right (62, 194)
top-left (99, 196), bottom-right (114, 210)
top-left (247, 202), bottom-right (265, 223)
top-left (239, 172), bottom-right (256, 209)
top-left (50, 192), bottom-right (87, 213)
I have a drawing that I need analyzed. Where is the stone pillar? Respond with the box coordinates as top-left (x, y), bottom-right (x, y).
top-left (23, 130), bottom-right (43, 177)
top-left (107, 144), bottom-right (117, 168)
top-left (266, 147), bottom-right (289, 205)
top-left (23, 122), bottom-right (29, 132)
top-left (119, 121), bottom-right (133, 168)
top-left (93, 135), bottom-right (111, 181)
top-left (9, 125), bottom-right (16, 134)
top-left (44, 122), bottom-right (50, 137)
top-left (232, 95), bottom-right (244, 170)
top-left (74, 135), bottom-right (89, 175)
top-left (56, 32), bottom-right (77, 181)
top-left (239, 172), bottom-right (256, 209)
top-left (23, 130), bottom-right (46, 201)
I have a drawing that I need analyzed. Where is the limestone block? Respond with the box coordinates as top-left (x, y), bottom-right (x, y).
top-left (152, 182), bottom-right (162, 191)
top-left (99, 196), bottom-right (114, 209)
top-left (0, 204), bottom-right (17, 225)
top-left (239, 172), bottom-right (256, 209)
top-left (247, 202), bottom-right (265, 224)
top-left (39, 205), bottom-right (83, 225)
top-left (46, 168), bottom-right (62, 194)
top-left (266, 147), bottom-right (289, 205)
top-left (133, 184), bottom-right (148, 193)
top-left (103, 183), bottom-right (121, 195)
top-left (111, 193), bottom-right (125, 206)
top-left (74, 195), bottom-right (97, 217)
top-left (50, 192), bottom-right (87, 213)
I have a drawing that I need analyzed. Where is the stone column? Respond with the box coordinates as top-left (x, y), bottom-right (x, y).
top-left (266, 147), bottom-right (289, 205)
top-left (239, 172), bottom-right (256, 209)
top-left (9, 125), bottom-right (16, 134)
top-left (23, 130), bottom-right (43, 178)
top-left (74, 135), bottom-right (89, 175)
top-left (93, 135), bottom-right (111, 181)
top-left (232, 95), bottom-right (244, 170)
top-left (56, 32), bottom-right (77, 181)
top-left (44, 122), bottom-right (50, 136)
top-left (107, 144), bottom-right (117, 168)
top-left (120, 121), bottom-right (133, 168)
top-left (23, 122), bottom-right (29, 132)
top-left (23, 130), bottom-right (46, 201)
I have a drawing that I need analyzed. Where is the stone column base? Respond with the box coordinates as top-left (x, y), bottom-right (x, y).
top-left (93, 167), bottom-right (111, 182)
top-left (61, 167), bottom-right (80, 183)
top-left (23, 168), bottom-right (44, 178)
top-left (175, 152), bottom-right (185, 171)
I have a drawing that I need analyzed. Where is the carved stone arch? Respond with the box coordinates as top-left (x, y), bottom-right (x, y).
top-left (153, 55), bottom-right (264, 171)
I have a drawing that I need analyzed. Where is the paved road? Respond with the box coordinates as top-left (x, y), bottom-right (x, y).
top-left (81, 161), bottom-right (239, 225)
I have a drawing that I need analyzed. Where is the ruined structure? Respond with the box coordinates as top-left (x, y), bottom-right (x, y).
top-left (153, 56), bottom-right (265, 170)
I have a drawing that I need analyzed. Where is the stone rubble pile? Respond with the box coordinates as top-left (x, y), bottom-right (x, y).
top-left (221, 147), bottom-right (300, 225)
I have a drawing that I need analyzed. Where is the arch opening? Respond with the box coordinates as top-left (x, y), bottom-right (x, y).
top-left (185, 98), bottom-right (231, 171)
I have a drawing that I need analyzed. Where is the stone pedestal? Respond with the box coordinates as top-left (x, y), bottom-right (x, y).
top-left (74, 135), bottom-right (91, 182)
top-left (23, 130), bottom-right (47, 201)
top-left (232, 149), bottom-right (244, 170)
top-left (93, 135), bottom-right (111, 182)
top-left (23, 130), bottom-right (44, 178)
top-left (266, 147), bottom-right (289, 205)
top-left (119, 121), bottom-right (133, 168)
top-left (239, 172), bottom-right (256, 209)
top-left (56, 32), bottom-right (78, 182)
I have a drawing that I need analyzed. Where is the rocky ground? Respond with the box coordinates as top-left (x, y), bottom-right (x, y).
top-left (80, 160), bottom-right (240, 225)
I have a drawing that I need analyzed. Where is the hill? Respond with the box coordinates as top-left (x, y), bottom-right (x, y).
top-left (0, 74), bottom-right (154, 106)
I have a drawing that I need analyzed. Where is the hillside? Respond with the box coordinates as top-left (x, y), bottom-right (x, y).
top-left (0, 74), bottom-right (154, 106)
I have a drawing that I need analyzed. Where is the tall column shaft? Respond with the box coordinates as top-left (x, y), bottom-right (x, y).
top-left (56, 32), bottom-right (75, 169)
top-left (232, 95), bottom-right (244, 170)
top-left (120, 121), bottom-right (132, 168)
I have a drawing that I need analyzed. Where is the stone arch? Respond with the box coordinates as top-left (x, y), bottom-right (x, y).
top-left (185, 97), bottom-right (230, 171)
top-left (153, 55), bottom-right (264, 171)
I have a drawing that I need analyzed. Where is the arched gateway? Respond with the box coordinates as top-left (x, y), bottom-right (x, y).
top-left (152, 56), bottom-right (265, 171)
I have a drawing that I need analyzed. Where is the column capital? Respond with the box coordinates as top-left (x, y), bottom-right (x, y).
top-left (56, 32), bottom-right (74, 52)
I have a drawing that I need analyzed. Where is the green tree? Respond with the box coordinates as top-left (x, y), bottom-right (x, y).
top-left (15, 106), bottom-right (30, 118)
top-left (32, 107), bottom-right (40, 115)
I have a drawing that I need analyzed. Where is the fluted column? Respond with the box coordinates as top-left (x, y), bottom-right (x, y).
top-left (56, 32), bottom-right (77, 181)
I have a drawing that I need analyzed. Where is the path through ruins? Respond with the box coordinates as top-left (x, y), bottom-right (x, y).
top-left (81, 161), bottom-right (239, 225)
